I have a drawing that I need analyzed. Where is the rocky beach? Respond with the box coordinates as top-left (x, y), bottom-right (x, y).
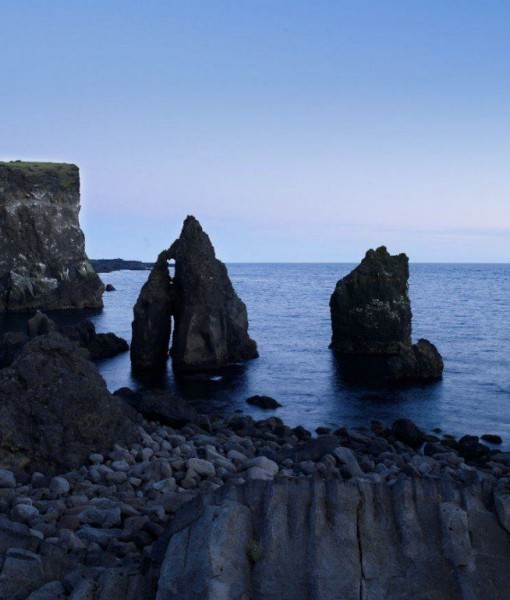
top-left (0, 161), bottom-right (509, 600)
top-left (0, 370), bottom-right (509, 598)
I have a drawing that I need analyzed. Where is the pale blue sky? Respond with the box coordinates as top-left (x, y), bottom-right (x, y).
top-left (1, 1), bottom-right (509, 261)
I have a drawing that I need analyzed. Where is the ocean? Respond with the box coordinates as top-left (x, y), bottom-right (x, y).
top-left (2, 264), bottom-right (510, 443)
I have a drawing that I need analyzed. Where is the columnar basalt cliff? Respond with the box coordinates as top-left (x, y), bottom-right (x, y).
top-left (130, 216), bottom-right (258, 373)
top-left (0, 161), bottom-right (104, 311)
top-left (330, 246), bottom-right (443, 382)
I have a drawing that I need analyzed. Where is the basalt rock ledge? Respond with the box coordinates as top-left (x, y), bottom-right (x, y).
top-left (0, 161), bottom-right (104, 312)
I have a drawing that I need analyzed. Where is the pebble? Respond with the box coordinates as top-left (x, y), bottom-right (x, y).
top-left (0, 469), bottom-right (16, 489)
top-left (11, 503), bottom-right (39, 523)
top-left (187, 458), bottom-right (216, 478)
top-left (50, 476), bottom-right (71, 495)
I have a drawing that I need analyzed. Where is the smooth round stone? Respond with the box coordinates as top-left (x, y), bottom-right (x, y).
top-left (50, 476), bottom-right (71, 495)
top-left (11, 503), bottom-right (39, 523)
top-left (0, 469), bottom-right (16, 489)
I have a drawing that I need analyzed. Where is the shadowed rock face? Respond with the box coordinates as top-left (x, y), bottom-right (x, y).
top-left (155, 477), bottom-right (510, 600)
top-left (0, 333), bottom-right (139, 474)
top-left (330, 246), bottom-right (443, 382)
top-left (330, 246), bottom-right (411, 353)
top-left (0, 161), bottom-right (104, 312)
top-left (131, 251), bottom-right (174, 372)
top-left (130, 216), bottom-right (257, 373)
top-left (168, 216), bottom-right (258, 372)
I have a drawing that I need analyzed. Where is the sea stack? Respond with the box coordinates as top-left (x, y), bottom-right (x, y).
top-left (330, 246), bottom-right (443, 382)
top-left (130, 216), bottom-right (258, 373)
top-left (131, 250), bottom-right (174, 372)
top-left (0, 161), bottom-right (104, 311)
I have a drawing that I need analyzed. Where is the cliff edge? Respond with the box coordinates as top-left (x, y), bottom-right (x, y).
top-left (0, 161), bottom-right (104, 311)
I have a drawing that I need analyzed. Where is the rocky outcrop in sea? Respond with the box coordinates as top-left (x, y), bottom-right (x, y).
top-left (330, 246), bottom-right (443, 382)
top-left (0, 161), bottom-right (104, 312)
top-left (131, 216), bottom-right (258, 373)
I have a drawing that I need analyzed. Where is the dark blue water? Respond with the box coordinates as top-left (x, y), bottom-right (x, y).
top-left (2, 264), bottom-right (510, 442)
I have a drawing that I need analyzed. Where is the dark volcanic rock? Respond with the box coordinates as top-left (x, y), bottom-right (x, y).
top-left (0, 333), bottom-right (139, 473)
top-left (246, 395), bottom-right (282, 409)
top-left (391, 418), bottom-right (425, 449)
top-left (169, 216), bottom-right (258, 372)
top-left (457, 435), bottom-right (491, 463)
top-left (27, 310), bottom-right (57, 337)
top-left (60, 319), bottom-right (129, 360)
top-left (0, 161), bottom-right (104, 312)
top-left (0, 331), bottom-right (29, 368)
top-left (90, 258), bottom-right (153, 273)
top-left (131, 251), bottom-right (174, 372)
top-left (156, 477), bottom-right (510, 600)
top-left (330, 246), bottom-right (443, 382)
top-left (115, 388), bottom-right (198, 428)
top-left (330, 246), bottom-right (411, 353)
top-left (385, 339), bottom-right (444, 382)
top-left (481, 434), bottom-right (503, 445)
top-left (105, 283), bottom-right (116, 292)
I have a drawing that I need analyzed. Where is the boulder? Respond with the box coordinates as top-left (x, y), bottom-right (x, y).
top-left (114, 388), bottom-right (198, 428)
top-left (246, 395), bottom-right (282, 409)
top-left (131, 251), bottom-right (174, 372)
top-left (169, 216), bottom-right (258, 372)
top-left (0, 333), bottom-right (139, 473)
top-left (0, 331), bottom-right (29, 368)
top-left (330, 246), bottom-right (443, 382)
top-left (27, 311), bottom-right (57, 337)
top-left (391, 418), bottom-right (425, 449)
top-left (0, 161), bottom-right (104, 311)
top-left (59, 319), bottom-right (129, 360)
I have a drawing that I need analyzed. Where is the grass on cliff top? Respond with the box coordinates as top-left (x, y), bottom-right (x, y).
top-left (0, 160), bottom-right (78, 172)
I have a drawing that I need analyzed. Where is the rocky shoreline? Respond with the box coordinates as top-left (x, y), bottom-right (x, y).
top-left (1, 403), bottom-right (509, 599)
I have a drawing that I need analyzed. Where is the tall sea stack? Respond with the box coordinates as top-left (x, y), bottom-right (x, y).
top-left (0, 161), bottom-right (104, 311)
top-left (330, 246), bottom-right (443, 382)
top-left (169, 216), bottom-right (258, 372)
top-left (130, 216), bottom-right (258, 373)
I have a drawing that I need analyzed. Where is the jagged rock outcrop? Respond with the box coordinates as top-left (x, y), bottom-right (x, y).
top-left (169, 216), bottom-right (258, 372)
top-left (90, 258), bottom-right (153, 273)
top-left (131, 251), bottom-right (174, 372)
top-left (130, 216), bottom-right (257, 373)
top-left (0, 161), bottom-right (104, 312)
top-left (0, 333), bottom-right (139, 473)
top-left (330, 246), bottom-right (443, 382)
top-left (155, 477), bottom-right (510, 600)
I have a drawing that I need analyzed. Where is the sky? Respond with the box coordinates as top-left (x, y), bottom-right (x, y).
top-left (1, 1), bottom-right (509, 262)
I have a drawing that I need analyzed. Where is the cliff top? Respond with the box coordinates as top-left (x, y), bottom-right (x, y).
top-left (0, 160), bottom-right (78, 174)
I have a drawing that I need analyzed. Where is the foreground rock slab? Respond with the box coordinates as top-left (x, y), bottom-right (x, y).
top-left (330, 246), bottom-right (443, 382)
top-left (157, 477), bottom-right (510, 600)
top-left (0, 161), bottom-right (104, 312)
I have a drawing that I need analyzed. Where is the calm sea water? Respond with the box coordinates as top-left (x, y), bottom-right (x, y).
top-left (2, 264), bottom-right (510, 443)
